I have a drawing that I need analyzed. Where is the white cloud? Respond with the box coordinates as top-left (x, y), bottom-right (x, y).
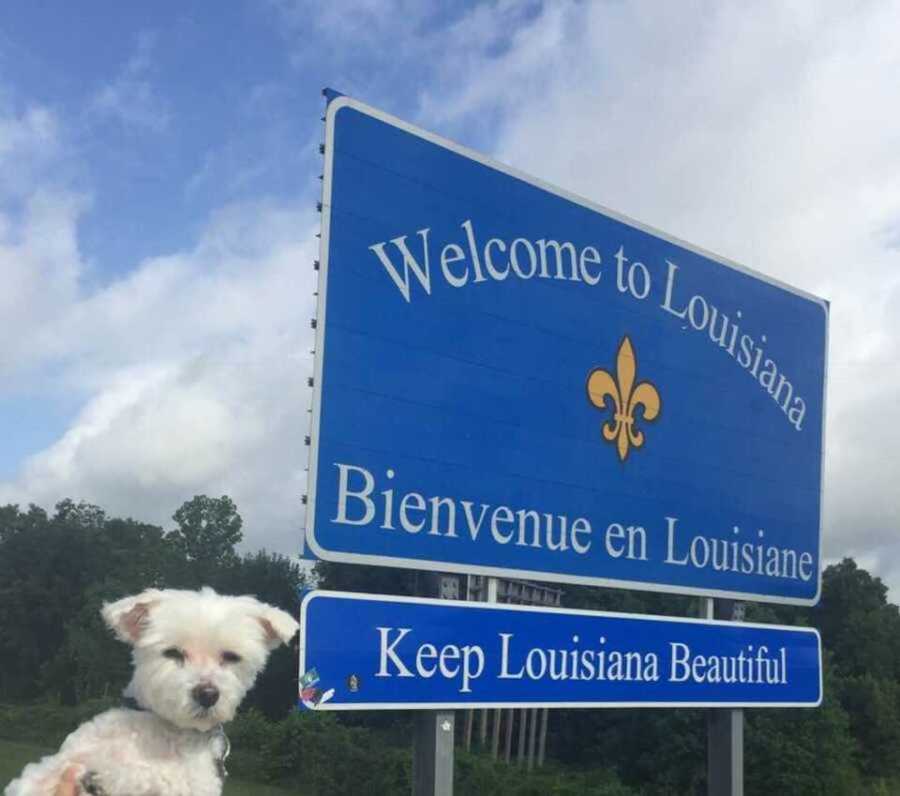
top-left (411, 0), bottom-right (900, 596)
top-left (88, 31), bottom-right (170, 133)
top-left (0, 104), bottom-right (59, 194)
top-left (0, 194), bottom-right (318, 554)
top-left (267, 0), bottom-right (537, 129)
top-left (1, 70), bottom-right (315, 555)
top-left (0, 190), bottom-right (87, 376)
top-left (0, 98), bottom-right (88, 379)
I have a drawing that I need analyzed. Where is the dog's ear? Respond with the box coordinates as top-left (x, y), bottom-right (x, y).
top-left (256, 603), bottom-right (300, 650)
top-left (102, 589), bottom-right (163, 643)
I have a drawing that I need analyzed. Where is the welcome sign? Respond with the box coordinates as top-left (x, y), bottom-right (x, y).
top-left (298, 592), bottom-right (822, 709)
top-left (307, 95), bottom-right (828, 604)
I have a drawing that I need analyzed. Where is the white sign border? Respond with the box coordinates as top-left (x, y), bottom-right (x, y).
top-left (298, 590), bottom-right (823, 711)
top-left (305, 95), bottom-right (829, 607)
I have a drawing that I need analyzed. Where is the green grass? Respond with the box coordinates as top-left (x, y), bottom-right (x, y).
top-left (0, 738), bottom-right (298, 795)
top-left (1, 738), bottom-right (54, 789)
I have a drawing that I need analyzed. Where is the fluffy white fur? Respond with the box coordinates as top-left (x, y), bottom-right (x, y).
top-left (5, 587), bottom-right (299, 796)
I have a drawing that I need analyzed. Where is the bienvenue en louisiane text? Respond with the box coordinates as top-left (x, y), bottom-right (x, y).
top-left (331, 463), bottom-right (816, 584)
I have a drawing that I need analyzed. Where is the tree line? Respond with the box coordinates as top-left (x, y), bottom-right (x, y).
top-left (0, 496), bottom-right (304, 718)
top-left (2, 497), bottom-right (900, 793)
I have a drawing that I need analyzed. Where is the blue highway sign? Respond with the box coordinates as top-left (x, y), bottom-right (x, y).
top-left (306, 95), bottom-right (828, 604)
top-left (297, 591), bottom-right (822, 710)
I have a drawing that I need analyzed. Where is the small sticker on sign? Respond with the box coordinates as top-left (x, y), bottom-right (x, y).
top-left (300, 668), bottom-right (320, 689)
top-left (300, 686), bottom-right (319, 702)
top-left (299, 667), bottom-right (334, 710)
top-left (301, 686), bottom-right (334, 710)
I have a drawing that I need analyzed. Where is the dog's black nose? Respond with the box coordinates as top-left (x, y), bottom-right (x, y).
top-left (192, 684), bottom-right (220, 708)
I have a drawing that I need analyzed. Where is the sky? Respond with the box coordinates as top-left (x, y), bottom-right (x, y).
top-left (1, 1), bottom-right (898, 596)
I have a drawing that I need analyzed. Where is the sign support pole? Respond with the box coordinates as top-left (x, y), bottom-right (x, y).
top-left (412, 573), bottom-right (457, 796)
top-left (517, 708), bottom-right (527, 764)
top-left (504, 707), bottom-right (514, 763)
top-left (412, 710), bottom-right (455, 796)
top-left (704, 597), bottom-right (744, 796)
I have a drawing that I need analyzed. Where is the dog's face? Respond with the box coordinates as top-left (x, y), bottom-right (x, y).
top-left (103, 588), bottom-right (299, 731)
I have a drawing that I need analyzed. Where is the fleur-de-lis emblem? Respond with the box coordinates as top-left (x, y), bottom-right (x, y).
top-left (587, 336), bottom-right (661, 462)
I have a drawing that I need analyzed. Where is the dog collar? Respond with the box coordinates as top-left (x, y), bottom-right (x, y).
top-left (120, 696), bottom-right (145, 712)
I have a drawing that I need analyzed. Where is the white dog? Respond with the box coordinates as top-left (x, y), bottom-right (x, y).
top-left (5, 587), bottom-right (299, 796)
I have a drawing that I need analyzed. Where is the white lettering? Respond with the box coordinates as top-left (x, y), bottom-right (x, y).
top-left (440, 243), bottom-right (467, 288)
top-left (332, 463), bottom-right (375, 526)
top-left (484, 238), bottom-right (509, 280)
top-left (368, 229), bottom-right (432, 302)
top-left (579, 246), bottom-right (602, 285)
top-left (376, 627), bottom-right (414, 677)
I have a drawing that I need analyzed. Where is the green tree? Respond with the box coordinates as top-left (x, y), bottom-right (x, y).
top-left (813, 559), bottom-right (900, 679)
top-left (0, 503), bottom-right (48, 544)
top-left (837, 674), bottom-right (900, 779)
top-left (0, 501), bottom-right (115, 700)
top-left (745, 663), bottom-right (861, 794)
top-left (166, 495), bottom-right (243, 585)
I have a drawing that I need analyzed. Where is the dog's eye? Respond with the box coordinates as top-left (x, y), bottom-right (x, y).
top-left (221, 651), bottom-right (242, 664)
top-left (163, 647), bottom-right (185, 663)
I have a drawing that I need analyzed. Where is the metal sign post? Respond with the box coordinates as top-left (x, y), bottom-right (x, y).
top-left (704, 597), bottom-right (745, 795)
top-left (708, 708), bottom-right (743, 796)
top-left (412, 710), bottom-right (454, 796)
top-left (412, 573), bottom-right (459, 796)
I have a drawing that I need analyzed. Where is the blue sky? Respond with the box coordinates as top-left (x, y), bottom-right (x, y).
top-left (3, 4), bottom-right (371, 276)
top-left (1, 2), bottom-right (534, 284)
top-left (2, 1), bottom-right (900, 593)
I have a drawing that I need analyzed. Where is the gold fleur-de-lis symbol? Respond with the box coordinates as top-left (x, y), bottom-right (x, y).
top-left (587, 336), bottom-right (661, 462)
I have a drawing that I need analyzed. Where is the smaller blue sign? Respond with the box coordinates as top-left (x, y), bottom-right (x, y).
top-left (298, 591), bottom-right (821, 710)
